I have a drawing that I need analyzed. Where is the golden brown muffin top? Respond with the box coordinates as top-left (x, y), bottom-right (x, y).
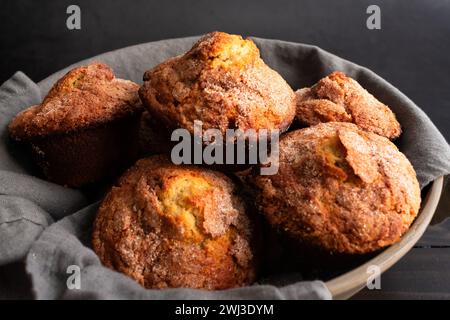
top-left (296, 72), bottom-right (401, 139)
top-left (9, 63), bottom-right (142, 139)
top-left (252, 122), bottom-right (420, 254)
top-left (92, 155), bottom-right (257, 289)
top-left (139, 31), bottom-right (295, 136)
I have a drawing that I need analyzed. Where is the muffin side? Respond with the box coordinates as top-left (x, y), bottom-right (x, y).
top-left (28, 113), bottom-right (141, 187)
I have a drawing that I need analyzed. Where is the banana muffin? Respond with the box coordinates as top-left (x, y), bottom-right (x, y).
top-left (92, 155), bottom-right (258, 289)
top-left (139, 31), bottom-right (296, 139)
top-left (251, 122), bottom-right (420, 254)
top-left (8, 63), bottom-right (143, 187)
top-left (295, 72), bottom-right (401, 139)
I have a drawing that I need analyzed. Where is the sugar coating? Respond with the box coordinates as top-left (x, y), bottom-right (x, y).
top-left (252, 122), bottom-right (420, 254)
top-left (295, 72), bottom-right (401, 139)
top-left (9, 63), bottom-right (142, 139)
top-left (139, 31), bottom-right (296, 136)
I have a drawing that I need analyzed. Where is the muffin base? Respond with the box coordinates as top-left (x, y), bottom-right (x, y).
top-left (28, 113), bottom-right (141, 187)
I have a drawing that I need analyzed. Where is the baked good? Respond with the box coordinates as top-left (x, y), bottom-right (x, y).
top-left (251, 122), bottom-right (420, 254)
top-left (295, 72), bottom-right (401, 139)
top-left (138, 111), bottom-right (172, 156)
top-left (8, 63), bottom-right (143, 187)
top-left (92, 155), bottom-right (258, 289)
top-left (139, 31), bottom-right (296, 138)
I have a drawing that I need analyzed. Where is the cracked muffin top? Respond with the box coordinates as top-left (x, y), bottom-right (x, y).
top-left (251, 122), bottom-right (420, 254)
top-left (92, 155), bottom-right (258, 289)
top-left (295, 72), bottom-right (401, 139)
top-left (9, 63), bottom-right (142, 140)
top-left (139, 31), bottom-right (296, 136)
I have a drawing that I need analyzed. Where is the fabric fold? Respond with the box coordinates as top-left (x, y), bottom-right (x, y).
top-left (0, 195), bottom-right (53, 265)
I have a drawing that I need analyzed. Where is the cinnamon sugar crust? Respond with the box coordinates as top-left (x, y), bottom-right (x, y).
top-left (92, 155), bottom-right (258, 289)
top-left (251, 122), bottom-right (420, 254)
top-left (295, 72), bottom-right (401, 139)
top-left (9, 63), bottom-right (142, 139)
top-left (139, 31), bottom-right (296, 136)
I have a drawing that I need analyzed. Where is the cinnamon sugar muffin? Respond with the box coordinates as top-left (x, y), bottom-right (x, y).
top-left (8, 63), bottom-right (143, 187)
top-left (139, 32), bottom-right (296, 138)
top-left (295, 72), bottom-right (401, 139)
top-left (92, 155), bottom-right (258, 289)
top-left (251, 122), bottom-right (420, 254)
top-left (138, 111), bottom-right (172, 156)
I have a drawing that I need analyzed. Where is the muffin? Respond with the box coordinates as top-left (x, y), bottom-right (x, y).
top-left (92, 155), bottom-right (258, 289)
top-left (139, 31), bottom-right (296, 139)
top-left (251, 122), bottom-right (421, 254)
top-left (8, 63), bottom-right (143, 187)
top-left (295, 72), bottom-right (401, 139)
top-left (138, 111), bottom-right (172, 156)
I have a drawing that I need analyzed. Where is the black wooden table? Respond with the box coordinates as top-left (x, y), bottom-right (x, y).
top-left (1, 0), bottom-right (449, 299)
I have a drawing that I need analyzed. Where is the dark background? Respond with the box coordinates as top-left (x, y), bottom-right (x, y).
top-left (1, 0), bottom-right (449, 299)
